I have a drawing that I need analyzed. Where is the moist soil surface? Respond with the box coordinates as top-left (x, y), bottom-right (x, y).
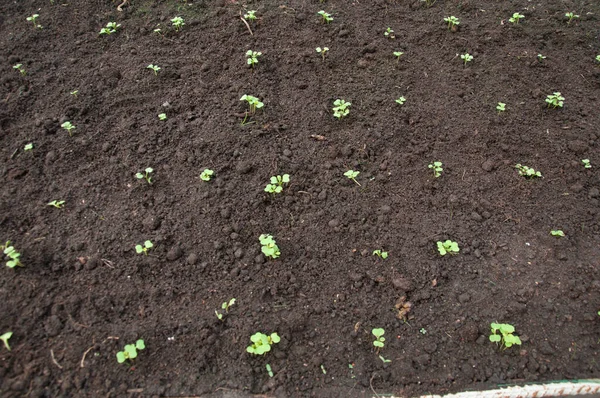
top-left (1, 0), bottom-right (600, 397)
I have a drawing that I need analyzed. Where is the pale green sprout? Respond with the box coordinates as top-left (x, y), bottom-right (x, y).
top-left (259, 234), bottom-right (280, 259)
top-left (0, 332), bottom-right (12, 351)
top-left (496, 102), bottom-right (506, 113)
top-left (246, 332), bottom-right (280, 355)
top-left (344, 170), bottom-right (360, 186)
top-left (153, 28), bottom-right (162, 34)
top-left (99, 21), bottom-right (121, 35)
top-left (240, 94), bottom-right (264, 114)
top-left (444, 16), bottom-right (459, 30)
top-left (318, 10), bottom-right (333, 23)
top-left (13, 64), bottom-right (26, 76)
top-left (379, 355), bottom-right (391, 363)
top-left (26, 14), bottom-right (42, 29)
top-left (384, 27), bottom-right (395, 39)
top-left (565, 12), bottom-right (579, 24)
top-left (61, 121), bottom-right (76, 136)
top-left (135, 240), bottom-right (153, 255)
top-left (428, 161), bottom-right (443, 177)
top-left (200, 169), bottom-right (214, 182)
top-left (215, 298), bottom-right (236, 320)
top-left (582, 159), bottom-right (591, 169)
top-left (158, 113), bottom-right (167, 121)
top-left (266, 364), bottom-right (274, 377)
top-left (70, 90), bottom-right (79, 97)
top-left (332, 99), bottom-right (351, 119)
top-left (461, 53), bottom-right (473, 65)
top-left (419, 328), bottom-right (427, 335)
top-left (421, 0), bottom-right (437, 8)
top-left (393, 51), bottom-right (404, 63)
top-left (372, 328), bottom-right (385, 349)
top-left (47, 200), bottom-right (65, 209)
top-left (515, 164), bottom-right (542, 178)
top-left (509, 13), bottom-right (524, 24)
top-left (265, 174), bottom-right (290, 194)
top-left (116, 339), bottom-right (145, 363)
top-left (395, 96), bottom-right (406, 105)
top-left (246, 50), bottom-right (262, 67)
top-left (596, 55), bottom-right (600, 63)
top-left (545, 92), bottom-right (564, 108)
top-left (136, 167), bottom-right (154, 184)
top-left (24, 143), bottom-right (33, 151)
top-left (244, 10), bottom-right (257, 21)
top-left (437, 240), bottom-right (459, 256)
top-left (171, 16), bottom-right (185, 31)
top-left (147, 64), bottom-right (161, 75)
top-left (550, 230), bottom-right (565, 237)
top-left (2, 241), bottom-right (23, 268)
top-left (372, 250), bottom-right (388, 259)
top-left (489, 323), bottom-right (521, 349)
top-left (316, 47), bottom-right (329, 62)
top-left (537, 54), bottom-right (547, 62)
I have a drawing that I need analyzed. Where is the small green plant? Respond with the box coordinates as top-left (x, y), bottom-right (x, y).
top-left (0, 332), bottom-right (12, 351)
top-left (489, 323), bottom-right (521, 349)
top-left (537, 54), bottom-right (547, 62)
top-left (496, 102), bottom-right (506, 113)
top-left (384, 27), bottom-right (395, 39)
top-left (244, 10), bottom-right (257, 21)
top-left (70, 90), bottom-right (79, 97)
top-left (344, 170), bottom-right (360, 186)
top-left (332, 99), bottom-right (351, 119)
top-left (266, 363), bottom-right (274, 377)
top-left (421, 0), bottom-right (437, 8)
top-left (582, 159), bottom-right (591, 169)
top-left (200, 169), bottom-right (214, 181)
top-left (116, 339), bottom-right (145, 363)
top-left (26, 14), bottom-right (42, 29)
top-left (135, 240), bottom-right (153, 255)
top-left (171, 16), bottom-right (185, 31)
top-left (47, 200), bottom-right (65, 209)
top-left (246, 332), bottom-right (280, 355)
top-left (316, 47), bottom-right (329, 62)
top-left (509, 13), bottom-right (524, 24)
top-left (437, 240), bottom-right (459, 256)
top-left (515, 164), bottom-right (542, 178)
top-left (372, 328), bottom-right (385, 349)
top-left (393, 51), bottom-right (404, 63)
top-left (1, 241), bottom-right (22, 268)
top-left (136, 167), bottom-right (154, 184)
top-left (61, 121), bottom-right (76, 136)
top-left (378, 355), bottom-right (391, 363)
top-left (444, 16), bottom-right (460, 30)
top-left (246, 50), bottom-right (262, 68)
top-left (419, 328), bottom-right (427, 335)
top-left (99, 21), bottom-right (121, 35)
top-left (565, 12), bottom-right (579, 24)
top-left (395, 96), bottom-right (406, 105)
top-left (240, 94), bottom-right (264, 114)
top-left (372, 250), bottom-right (388, 259)
top-left (147, 64), bottom-right (161, 75)
top-left (545, 92), bottom-right (564, 108)
top-left (158, 113), bottom-right (167, 121)
top-left (550, 230), bottom-right (565, 237)
top-left (265, 174), bottom-right (290, 194)
top-left (13, 64), bottom-right (26, 76)
top-left (318, 10), bottom-right (333, 23)
top-left (215, 298), bottom-right (236, 320)
top-left (428, 161), bottom-right (443, 178)
top-left (24, 143), bottom-right (33, 151)
top-left (461, 53), bottom-right (473, 66)
top-left (259, 234), bottom-right (280, 259)
top-left (596, 55), bottom-right (600, 63)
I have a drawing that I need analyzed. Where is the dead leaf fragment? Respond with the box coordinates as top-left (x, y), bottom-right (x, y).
top-left (310, 134), bottom-right (327, 141)
top-left (395, 296), bottom-right (412, 320)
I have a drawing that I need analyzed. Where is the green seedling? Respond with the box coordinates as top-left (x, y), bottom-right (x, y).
top-left (420, 328), bottom-right (427, 335)
top-left (379, 355), bottom-right (391, 363)
top-left (266, 363), bottom-right (274, 377)
top-left (265, 174), bottom-right (290, 194)
top-left (153, 28), bottom-right (162, 35)
top-left (316, 47), bottom-right (329, 62)
top-left (421, 0), bottom-right (437, 8)
top-left (596, 55), bottom-right (600, 63)
top-left (384, 27), bottom-right (395, 39)
top-left (537, 54), bottom-right (547, 62)
top-left (246, 332), bottom-right (280, 355)
top-left (344, 170), bottom-right (360, 186)
top-left (116, 339), bottom-right (145, 363)
top-left (24, 143), bottom-right (33, 151)
top-left (393, 51), bottom-right (404, 63)
top-left (158, 113), bottom-right (167, 121)
top-left (461, 53), bottom-right (473, 66)
top-left (246, 50), bottom-right (262, 68)
top-left (320, 364), bottom-right (327, 374)
top-left (509, 13), bottom-right (524, 24)
top-left (99, 21), bottom-right (121, 35)
top-left (1, 241), bottom-right (23, 268)
top-left (13, 64), bottom-right (26, 76)
top-left (147, 64), bottom-right (161, 75)
top-left (215, 298), bottom-right (236, 320)
top-left (259, 234), bottom-right (280, 259)
top-left (318, 10), bottom-right (333, 23)
top-left (244, 10), bottom-right (257, 22)
top-left (372, 250), bottom-right (388, 259)
top-left (70, 90), bottom-right (79, 97)
top-left (489, 323), bottom-right (521, 349)
top-left (47, 200), bottom-right (65, 209)
top-left (0, 332), bottom-right (12, 351)
top-left (135, 240), bottom-right (153, 255)
top-left (372, 328), bottom-right (385, 350)
top-left (332, 99), bottom-right (351, 119)
top-left (240, 94), bottom-right (264, 115)
top-left (545, 92), bottom-right (564, 108)
top-left (171, 16), bottom-right (185, 31)
top-left (428, 161), bottom-right (443, 178)
top-left (200, 169), bottom-right (214, 181)
top-left (550, 230), bottom-right (565, 237)
top-left (395, 96), bottom-right (406, 105)
top-left (496, 102), bottom-right (506, 113)
top-left (61, 121), bottom-right (76, 136)
top-left (515, 164), bottom-right (542, 178)
top-left (582, 159), bottom-right (591, 169)
top-left (136, 167), bottom-right (154, 184)
top-left (444, 16), bottom-right (460, 30)
top-left (565, 12), bottom-right (579, 24)
top-left (437, 240), bottom-right (459, 256)
top-left (26, 14), bottom-right (42, 29)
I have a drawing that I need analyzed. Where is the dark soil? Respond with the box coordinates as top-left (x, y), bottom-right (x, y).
top-left (1, 0), bottom-right (600, 396)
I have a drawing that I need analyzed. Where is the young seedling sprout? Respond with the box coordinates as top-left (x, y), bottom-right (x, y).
top-left (26, 14), bottom-right (42, 29)
top-left (509, 12), bottom-right (524, 24)
top-left (550, 230), bottom-right (565, 237)
top-left (99, 21), bottom-right (121, 35)
top-left (266, 364), bottom-right (274, 377)
top-left (135, 240), bottom-right (153, 255)
top-left (332, 99), bottom-right (351, 119)
top-left (200, 169), bottom-right (214, 181)
top-left (497, 102), bottom-right (506, 113)
top-left (421, 0), bottom-right (437, 8)
top-left (596, 55), bottom-right (600, 63)
top-left (265, 174), bottom-right (290, 194)
top-left (116, 339), bottom-right (145, 363)
top-left (372, 328), bottom-right (385, 352)
top-left (428, 161), bottom-right (443, 178)
top-left (437, 240), bottom-right (459, 256)
top-left (316, 47), bottom-right (329, 62)
top-left (515, 164), bottom-right (542, 178)
top-left (444, 16), bottom-right (460, 31)
top-left (1, 241), bottom-right (23, 268)
top-left (13, 64), bottom-right (26, 76)
top-left (384, 27), bottom-right (395, 39)
top-left (461, 53), bottom-right (473, 66)
top-left (259, 234), bottom-right (280, 259)
top-left (147, 64), bottom-right (161, 75)
top-left (61, 121), bottom-right (76, 136)
top-left (582, 159), bottom-right (591, 169)
top-left (0, 332), bottom-right (12, 351)
top-left (246, 332), bottom-right (280, 355)
top-left (136, 167), bottom-right (154, 184)
top-left (317, 10), bottom-right (333, 23)
top-left (47, 200), bottom-right (65, 209)
top-left (240, 94), bottom-right (264, 115)
top-left (395, 96), bottom-right (406, 106)
top-left (246, 50), bottom-right (262, 68)
top-left (215, 298), bottom-right (236, 320)
top-left (372, 250), bottom-right (388, 259)
top-left (244, 10), bottom-right (257, 22)
top-left (537, 54), bottom-right (547, 62)
top-left (158, 113), bottom-right (167, 121)
top-left (24, 143), bottom-right (33, 151)
top-left (489, 323), bottom-right (521, 349)
top-left (545, 92), bottom-right (564, 108)
top-left (70, 90), bottom-right (79, 97)
top-left (344, 170), bottom-right (360, 186)
top-left (393, 51), bottom-right (404, 63)
top-left (171, 16), bottom-right (185, 31)
top-left (565, 12), bottom-right (579, 24)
